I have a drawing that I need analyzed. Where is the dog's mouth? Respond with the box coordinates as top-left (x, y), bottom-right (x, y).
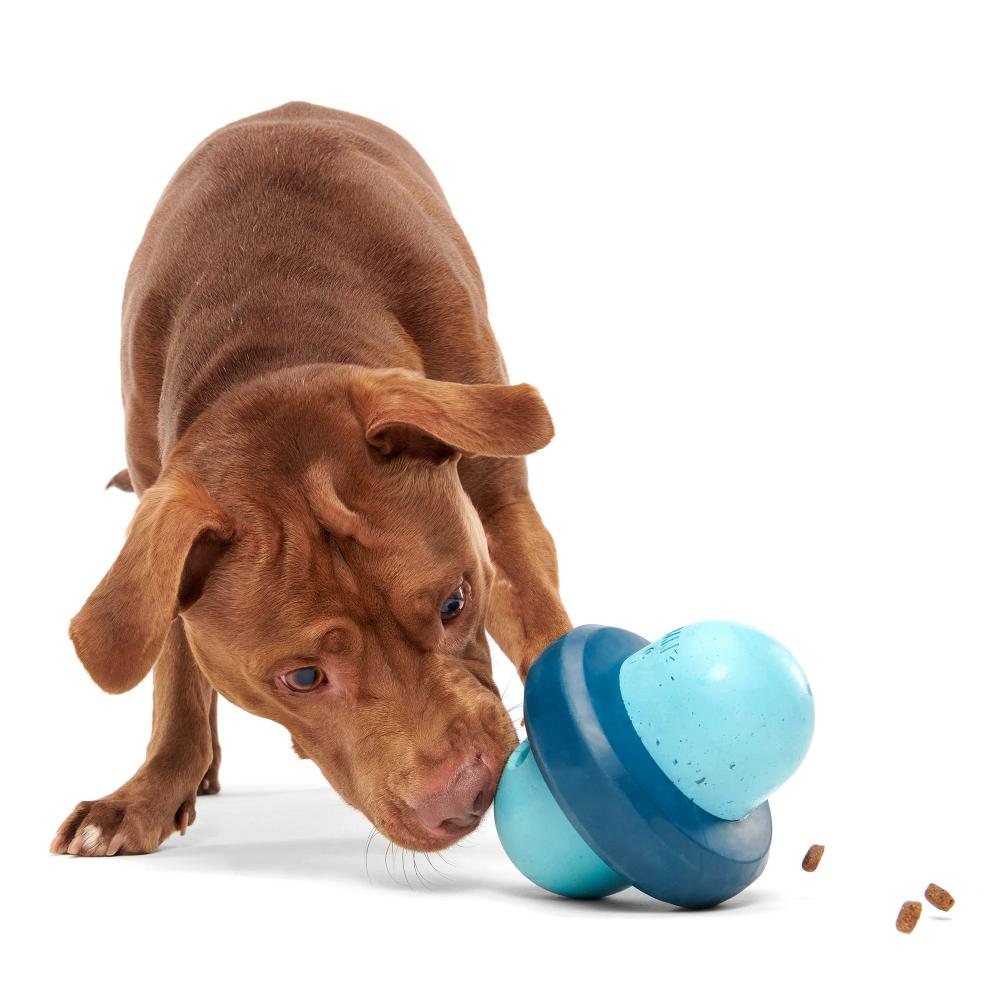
top-left (373, 799), bottom-right (484, 853)
top-left (396, 813), bottom-right (486, 852)
top-left (372, 762), bottom-right (500, 853)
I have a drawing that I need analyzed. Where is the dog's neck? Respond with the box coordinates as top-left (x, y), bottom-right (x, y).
top-left (154, 284), bottom-right (422, 454)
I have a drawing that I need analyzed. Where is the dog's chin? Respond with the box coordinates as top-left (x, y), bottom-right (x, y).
top-left (383, 818), bottom-right (482, 853)
top-left (370, 797), bottom-right (485, 853)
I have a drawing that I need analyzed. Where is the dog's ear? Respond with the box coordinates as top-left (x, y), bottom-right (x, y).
top-left (350, 368), bottom-right (555, 462)
top-left (105, 468), bottom-right (134, 492)
top-left (69, 469), bottom-right (234, 694)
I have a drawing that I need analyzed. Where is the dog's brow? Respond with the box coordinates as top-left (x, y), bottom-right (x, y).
top-left (367, 580), bottom-right (440, 651)
top-left (329, 539), bottom-right (362, 594)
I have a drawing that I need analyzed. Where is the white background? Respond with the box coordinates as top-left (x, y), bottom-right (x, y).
top-left (3, 2), bottom-right (997, 997)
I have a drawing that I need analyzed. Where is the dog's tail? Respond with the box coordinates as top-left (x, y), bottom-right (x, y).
top-left (105, 468), bottom-right (134, 492)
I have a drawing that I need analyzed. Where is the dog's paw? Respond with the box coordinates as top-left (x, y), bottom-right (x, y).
top-left (49, 789), bottom-right (198, 857)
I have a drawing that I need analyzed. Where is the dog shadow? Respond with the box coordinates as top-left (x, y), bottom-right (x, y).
top-left (149, 785), bottom-right (777, 913)
top-left (152, 785), bottom-right (506, 893)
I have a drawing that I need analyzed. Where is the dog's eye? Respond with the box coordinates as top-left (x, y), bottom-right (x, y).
top-left (281, 666), bottom-right (326, 692)
top-left (440, 584), bottom-right (466, 622)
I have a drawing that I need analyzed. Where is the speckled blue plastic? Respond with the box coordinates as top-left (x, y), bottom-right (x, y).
top-left (496, 624), bottom-right (775, 908)
top-left (494, 740), bottom-right (629, 898)
top-left (619, 621), bottom-right (814, 820)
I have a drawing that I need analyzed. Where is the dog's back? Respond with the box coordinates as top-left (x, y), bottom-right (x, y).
top-left (124, 102), bottom-right (501, 488)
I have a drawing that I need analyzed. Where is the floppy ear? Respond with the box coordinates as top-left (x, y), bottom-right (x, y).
top-left (350, 368), bottom-right (555, 462)
top-left (69, 469), bottom-right (234, 694)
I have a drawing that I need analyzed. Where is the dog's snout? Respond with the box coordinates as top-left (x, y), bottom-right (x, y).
top-left (412, 757), bottom-right (494, 835)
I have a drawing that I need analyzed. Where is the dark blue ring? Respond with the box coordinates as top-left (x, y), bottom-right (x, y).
top-left (525, 624), bottom-right (772, 908)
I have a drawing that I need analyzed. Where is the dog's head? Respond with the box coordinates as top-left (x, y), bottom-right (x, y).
top-left (70, 366), bottom-right (553, 850)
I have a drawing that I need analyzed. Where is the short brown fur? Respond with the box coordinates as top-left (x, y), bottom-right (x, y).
top-left (52, 103), bottom-right (572, 857)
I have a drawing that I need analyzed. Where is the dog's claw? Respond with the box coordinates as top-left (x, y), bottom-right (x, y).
top-left (80, 824), bottom-right (104, 855)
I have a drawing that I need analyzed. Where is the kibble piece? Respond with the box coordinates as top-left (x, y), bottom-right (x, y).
top-left (801, 844), bottom-right (825, 872)
top-left (896, 900), bottom-right (922, 933)
top-left (924, 883), bottom-right (955, 912)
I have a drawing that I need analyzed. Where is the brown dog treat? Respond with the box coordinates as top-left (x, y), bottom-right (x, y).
top-left (924, 883), bottom-right (955, 912)
top-left (801, 844), bottom-right (825, 872)
top-left (896, 901), bottom-right (922, 933)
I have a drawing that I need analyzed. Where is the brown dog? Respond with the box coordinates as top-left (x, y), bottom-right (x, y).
top-left (51, 102), bottom-right (572, 858)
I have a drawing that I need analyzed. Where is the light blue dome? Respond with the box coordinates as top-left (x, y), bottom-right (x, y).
top-left (618, 621), bottom-right (813, 820)
top-left (494, 740), bottom-right (629, 898)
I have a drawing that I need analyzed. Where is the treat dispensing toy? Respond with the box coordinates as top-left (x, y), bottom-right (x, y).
top-left (494, 621), bottom-right (814, 908)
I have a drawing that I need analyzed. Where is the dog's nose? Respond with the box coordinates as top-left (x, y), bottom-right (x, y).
top-left (412, 757), bottom-right (494, 835)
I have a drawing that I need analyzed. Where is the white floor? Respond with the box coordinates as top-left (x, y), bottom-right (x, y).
top-left (12, 769), bottom-right (983, 999)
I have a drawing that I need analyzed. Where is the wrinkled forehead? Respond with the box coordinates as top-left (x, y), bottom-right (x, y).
top-left (334, 458), bottom-right (490, 566)
top-left (198, 470), bottom-right (488, 658)
top-left (345, 484), bottom-right (491, 620)
top-left (364, 497), bottom-right (487, 569)
top-left (197, 509), bottom-right (357, 658)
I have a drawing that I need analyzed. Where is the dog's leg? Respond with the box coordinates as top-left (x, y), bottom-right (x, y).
top-left (50, 620), bottom-right (215, 856)
top-left (461, 456), bottom-right (573, 680)
top-left (198, 689), bottom-right (222, 795)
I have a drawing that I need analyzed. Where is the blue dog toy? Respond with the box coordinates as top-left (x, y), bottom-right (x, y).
top-left (494, 621), bottom-right (814, 908)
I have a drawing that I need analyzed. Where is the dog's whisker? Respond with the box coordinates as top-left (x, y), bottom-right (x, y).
top-left (499, 674), bottom-right (516, 702)
top-left (390, 844), bottom-right (404, 889)
top-left (363, 826), bottom-right (378, 882)
top-left (399, 847), bottom-right (414, 890)
top-left (424, 853), bottom-right (454, 881)
top-left (412, 851), bottom-right (427, 890)
top-left (384, 841), bottom-right (402, 886)
top-left (412, 852), bottom-right (433, 890)
top-left (420, 853), bottom-right (440, 888)
top-left (504, 701), bottom-right (524, 726)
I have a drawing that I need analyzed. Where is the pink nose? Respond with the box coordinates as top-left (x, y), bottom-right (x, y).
top-left (412, 757), bottom-right (494, 835)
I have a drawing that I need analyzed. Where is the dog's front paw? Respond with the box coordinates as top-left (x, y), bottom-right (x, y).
top-left (49, 785), bottom-right (198, 857)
